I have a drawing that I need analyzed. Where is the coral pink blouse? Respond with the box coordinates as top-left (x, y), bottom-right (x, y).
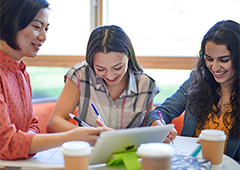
top-left (0, 50), bottom-right (40, 160)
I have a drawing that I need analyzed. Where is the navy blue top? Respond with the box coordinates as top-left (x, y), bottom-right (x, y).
top-left (146, 70), bottom-right (240, 162)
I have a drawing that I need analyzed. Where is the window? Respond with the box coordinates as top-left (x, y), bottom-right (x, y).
top-left (104, 0), bottom-right (240, 56)
top-left (29, 0), bottom-right (240, 103)
top-left (29, 0), bottom-right (91, 102)
top-left (38, 0), bottom-right (90, 55)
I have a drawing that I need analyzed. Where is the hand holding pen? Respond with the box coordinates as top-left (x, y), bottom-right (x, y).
top-left (69, 113), bottom-right (114, 132)
top-left (158, 110), bottom-right (174, 144)
top-left (157, 110), bottom-right (166, 125)
top-left (91, 103), bottom-right (106, 126)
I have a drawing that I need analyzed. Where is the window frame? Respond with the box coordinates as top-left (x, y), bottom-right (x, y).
top-left (23, 55), bottom-right (197, 69)
top-left (23, 0), bottom-right (198, 70)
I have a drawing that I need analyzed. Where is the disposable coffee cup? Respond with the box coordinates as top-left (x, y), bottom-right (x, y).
top-left (199, 129), bottom-right (226, 166)
top-left (137, 143), bottom-right (174, 170)
top-left (61, 141), bottom-right (91, 170)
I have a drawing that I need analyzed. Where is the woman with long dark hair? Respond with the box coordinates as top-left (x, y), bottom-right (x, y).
top-left (147, 20), bottom-right (240, 161)
top-left (47, 25), bottom-right (160, 132)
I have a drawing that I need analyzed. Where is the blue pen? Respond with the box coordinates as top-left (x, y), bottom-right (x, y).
top-left (91, 103), bottom-right (106, 126)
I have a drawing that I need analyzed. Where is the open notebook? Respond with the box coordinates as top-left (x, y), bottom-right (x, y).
top-left (171, 136), bottom-right (201, 157)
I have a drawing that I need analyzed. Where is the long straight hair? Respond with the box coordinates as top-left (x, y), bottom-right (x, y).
top-left (86, 25), bottom-right (143, 72)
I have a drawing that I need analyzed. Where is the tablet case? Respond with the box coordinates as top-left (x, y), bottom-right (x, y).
top-left (90, 124), bottom-right (174, 164)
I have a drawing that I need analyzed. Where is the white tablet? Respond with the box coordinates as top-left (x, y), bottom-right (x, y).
top-left (90, 124), bottom-right (174, 165)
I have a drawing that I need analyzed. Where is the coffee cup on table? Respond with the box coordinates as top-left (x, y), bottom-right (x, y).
top-left (137, 143), bottom-right (174, 170)
top-left (199, 129), bottom-right (226, 167)
top-left (61, 141), bottom-right (91, 170)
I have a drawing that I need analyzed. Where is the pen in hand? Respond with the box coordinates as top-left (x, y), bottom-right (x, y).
top-left (158, 110), bottom-right (174, 144)
top-left (91, 103), bottom-right (106, 126)
top-left (157, 110), bottom-right (165, 125)
top-left (69, 113), bottom-right (91, 127)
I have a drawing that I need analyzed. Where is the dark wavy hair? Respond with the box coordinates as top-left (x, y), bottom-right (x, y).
top-left (0, 0), bottom-right (50, 50)
top-left (86, 25), bottom-right (143, 72)
top-left (186, 20), bottom-right (240, 139)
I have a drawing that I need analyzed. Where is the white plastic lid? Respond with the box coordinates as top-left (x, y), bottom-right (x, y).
top-left (61, 141), bottom-right (91, 157)
top-left (199, 129), bottom-right (226, 141)
top-left (136, 143), bottom-right (174, 158)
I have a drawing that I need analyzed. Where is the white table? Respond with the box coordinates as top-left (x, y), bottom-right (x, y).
top-left (196, 151), bottom-right (239, 170)
top-left (1, 154), bottom-right (238, 170)
top-left (209, 154), bottom-right (239, 170)
top-left (1, 136), bottom-right (239, 170)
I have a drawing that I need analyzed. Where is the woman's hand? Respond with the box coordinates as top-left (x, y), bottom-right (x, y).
top-left (96, 119), bottom-right (114, 131)
top-left (150, 119), bottom-right (177, 144)
top-left (163, 128), bottom-right (177, 144)
top-left (69, 126), bottom-right (109, 146)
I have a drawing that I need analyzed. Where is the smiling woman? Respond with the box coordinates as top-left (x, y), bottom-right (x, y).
top-left (204, 42), bottom-right (234, 88)
top-left (146, 20), bottom-right (240, 162)
top-left (0, 6), bottom-right (49, 61)
top-left (15, 8), bottom-right (49, 60)
top-left (0, 0), bottom-right (109, 160)
top-left (93, 52), bottom-right (129, 100)
top-left (47, 25), bottom-right (161, 134)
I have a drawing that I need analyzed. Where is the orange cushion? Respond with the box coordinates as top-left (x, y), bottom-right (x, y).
top-left (170, 111), bottom-right (185, 135)
top-left (33, 101), bottom-right (77, 133)
top-left (153, 105), bottom-right (184, 135)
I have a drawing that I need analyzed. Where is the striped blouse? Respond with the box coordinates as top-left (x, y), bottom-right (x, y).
top-left (65, 61), bottom-right (160, 129)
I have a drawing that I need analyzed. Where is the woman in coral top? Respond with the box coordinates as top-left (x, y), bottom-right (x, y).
top-left (147, 20), bottom-right (240, 162)
top-left (0, 0), bottom-right (108, 160)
